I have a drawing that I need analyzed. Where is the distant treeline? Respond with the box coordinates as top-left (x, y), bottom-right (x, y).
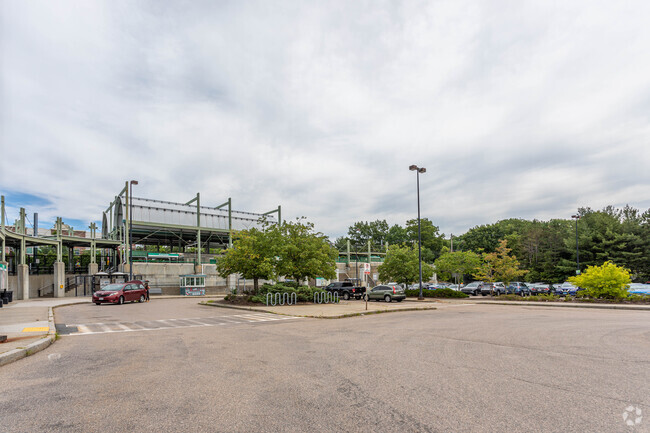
top-left (455, 205), bottom-right (650, 283)
top-left (335, 205), bottom-right (650, 282)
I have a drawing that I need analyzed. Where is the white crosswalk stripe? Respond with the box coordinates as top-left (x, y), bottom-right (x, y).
top-left (62, 313), bottom-right (301, 336)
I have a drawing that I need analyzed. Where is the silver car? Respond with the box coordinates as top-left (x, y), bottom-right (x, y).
top-left (366, 284), bottom-right (406, 302)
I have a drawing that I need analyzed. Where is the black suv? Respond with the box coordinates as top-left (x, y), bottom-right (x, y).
top-left (461, 281), bottom-right (483, 296)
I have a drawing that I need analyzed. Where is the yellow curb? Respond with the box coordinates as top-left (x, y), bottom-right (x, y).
top-left (22, 327), bottom-right (49, 333)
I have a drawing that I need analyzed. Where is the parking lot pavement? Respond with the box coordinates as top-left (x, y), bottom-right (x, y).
top-left (1, 300), bottom-right (648, 433)
top-left (56, 312), bottom-right (302, 336)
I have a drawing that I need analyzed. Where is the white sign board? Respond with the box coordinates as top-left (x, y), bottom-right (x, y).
top-left (0, 263), bottom-right (6, 292)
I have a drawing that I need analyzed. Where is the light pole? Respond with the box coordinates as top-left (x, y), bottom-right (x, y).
top-left (409, 164), bottom-right (426, 300)
top-left (571, 214), bottom-right (580, 275)
top-left (129, 180), bottom-right (138, 280)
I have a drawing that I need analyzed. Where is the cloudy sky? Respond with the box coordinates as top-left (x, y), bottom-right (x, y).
top-left (1, 0), bottom-right (649, 239)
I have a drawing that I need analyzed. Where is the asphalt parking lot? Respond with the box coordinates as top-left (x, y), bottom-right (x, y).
top-left (0, 299), bottom-right (648, 433)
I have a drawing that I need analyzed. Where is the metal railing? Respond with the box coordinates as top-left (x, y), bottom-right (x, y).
top-left (265, 292), bottom-right (297, 306)
top-left (313, 291), bottom-right (339, 304)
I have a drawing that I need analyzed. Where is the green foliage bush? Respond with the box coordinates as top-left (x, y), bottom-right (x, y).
top-left (249, 283), bottom-right (322, 303)
top-left (404, 288), bottom-right (468, 298)
top-left (568, 261), bottom-right (631, 299)
top-left (627, 294), bottom-right (650, 303)
top-left (487, 292), bottom-right (650, 304)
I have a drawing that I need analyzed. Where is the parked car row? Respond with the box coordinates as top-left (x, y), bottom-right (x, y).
top-left (458, 281), bottom-right (578, 297)
top-left (336, 280), bottom-right (649, 303)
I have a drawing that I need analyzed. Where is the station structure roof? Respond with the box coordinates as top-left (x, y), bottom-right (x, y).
top-left (103, 190), bottom-right (279, 250)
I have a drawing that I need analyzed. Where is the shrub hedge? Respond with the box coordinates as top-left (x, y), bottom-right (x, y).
top-left (404, 288), bottom-right (469, 298)
top-left (248, 283), bottom-right (324, 303)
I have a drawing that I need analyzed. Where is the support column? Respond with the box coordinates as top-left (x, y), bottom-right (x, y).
top-left (53, 262), bottom-right (65, 298)
top-left (228, 198), bottom-right (232, 248)
top-left (368, 240), bottom-right (371, 263)
top-left (346, 239), bottom-right (351, 266)
top-left (17, 264), bottom-right (29, 300)
top-left (88, 263), bottom-right (99, 275)
top-left (1, 195), bottom-right (5, 263)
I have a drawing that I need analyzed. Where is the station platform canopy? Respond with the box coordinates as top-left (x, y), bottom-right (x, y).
top-left (103, 185), bottom-right (280, 252)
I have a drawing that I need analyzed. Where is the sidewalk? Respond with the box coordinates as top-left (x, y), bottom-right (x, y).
top-left (0, 298), bottom-right (90, 365)
top-left (202, 299), bottom-right (440, 318)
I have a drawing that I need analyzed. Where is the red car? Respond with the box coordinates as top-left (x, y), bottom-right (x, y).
top-left (93, 280), bottom-right (147, 305)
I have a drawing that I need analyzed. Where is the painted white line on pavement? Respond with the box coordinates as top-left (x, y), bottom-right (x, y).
top-left (62, 315), bottom-right (303, 336)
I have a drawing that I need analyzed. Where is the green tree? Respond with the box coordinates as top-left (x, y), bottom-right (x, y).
top-left (276, 219), bottom-right (337, 285)
top-left (378, 244), bottom-right (434, 286)
top-left (568, 261), bottom-right (631, 299)
top-left (473, 239), bottom-right (527, 285)
top-left (405, 218), bottom-right (444, 262)
top-left (333, 236), bottom-right (348, 251)
top-left (386, 224), bottom-right (408, 247)
top-left (215, 225), bottom-right (279, 292)
top-left (347, 220), bottom-right (390, 249)
top-left (460, 224), bottom-right (504, 254)
top-left (434, 251), bottom-right (482, 283)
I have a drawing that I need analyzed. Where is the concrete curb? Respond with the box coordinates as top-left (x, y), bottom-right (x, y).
top-left (199, 301), bottom-right (280, 315)
top-left (0, 307), bottom-right (55, 367)
top-left (473, 300), bottom-right (650, 311)
top-left (402, 297), bottom-right (650, 311)
top-left (199, 301), bottom-right (436, 319)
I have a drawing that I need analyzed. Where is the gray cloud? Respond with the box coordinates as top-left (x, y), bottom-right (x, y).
top-left (1, 0), bottom-right (649, 238)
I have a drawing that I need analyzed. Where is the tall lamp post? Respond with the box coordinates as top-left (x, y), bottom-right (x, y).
top-left (571, 214), bottom-right (580, 275)
top-left (409, 164), bottom-right (426, 300)
top-left (129, 180), bottom-right (138, 280)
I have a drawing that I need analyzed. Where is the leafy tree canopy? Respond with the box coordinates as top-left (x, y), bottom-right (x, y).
top-left (405, 218), bottom-right (445, 262)
top-left (276, 219), bottom-right (337, 284)
top-left (473, 239), bottom-right (527, 285)
top-left (434, 250), bottom-right (482, 283)
top-left (378, 244), bottom-right (434, 286)
top-left (215, 225), bottom-right (279, 292)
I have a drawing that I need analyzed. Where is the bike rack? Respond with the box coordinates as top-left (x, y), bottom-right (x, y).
top-left (313, 291), bottom-right (339, 304)
top-left (266, 292), bottom-right (297, 306)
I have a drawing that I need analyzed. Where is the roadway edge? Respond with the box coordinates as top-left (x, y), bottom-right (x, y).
top-left (473, 300), bottom-right (650, 311)
top-left (0, 307), bottom-right (55, 367)
top-left (0, 301), bottom-right (93, 368)
top-left (199, 301), bottom-right (436, 319)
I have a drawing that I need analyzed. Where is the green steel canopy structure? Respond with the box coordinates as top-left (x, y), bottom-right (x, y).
top-left (103, 182), bottom-right (281, 267)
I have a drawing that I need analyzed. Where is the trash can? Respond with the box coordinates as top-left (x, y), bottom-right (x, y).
top-left (2, 290), bottom-right (12, 303)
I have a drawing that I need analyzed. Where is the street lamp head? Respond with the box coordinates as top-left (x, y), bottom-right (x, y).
top-left (409, 165), bottom-right (418, 171)
top-left (130, 180), bottom-right (139, 185)
top-left (418, 167), bottom-right (426, 173)
top-left (571, 214), bottom-right (580, 219)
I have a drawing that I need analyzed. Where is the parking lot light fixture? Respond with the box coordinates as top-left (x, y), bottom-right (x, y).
top-left (409, 165), bottom-right (426, 300)
top-left (129, 180), bottom-right (138, 280)
top-left (571, 214), bottom-right (580, 274)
